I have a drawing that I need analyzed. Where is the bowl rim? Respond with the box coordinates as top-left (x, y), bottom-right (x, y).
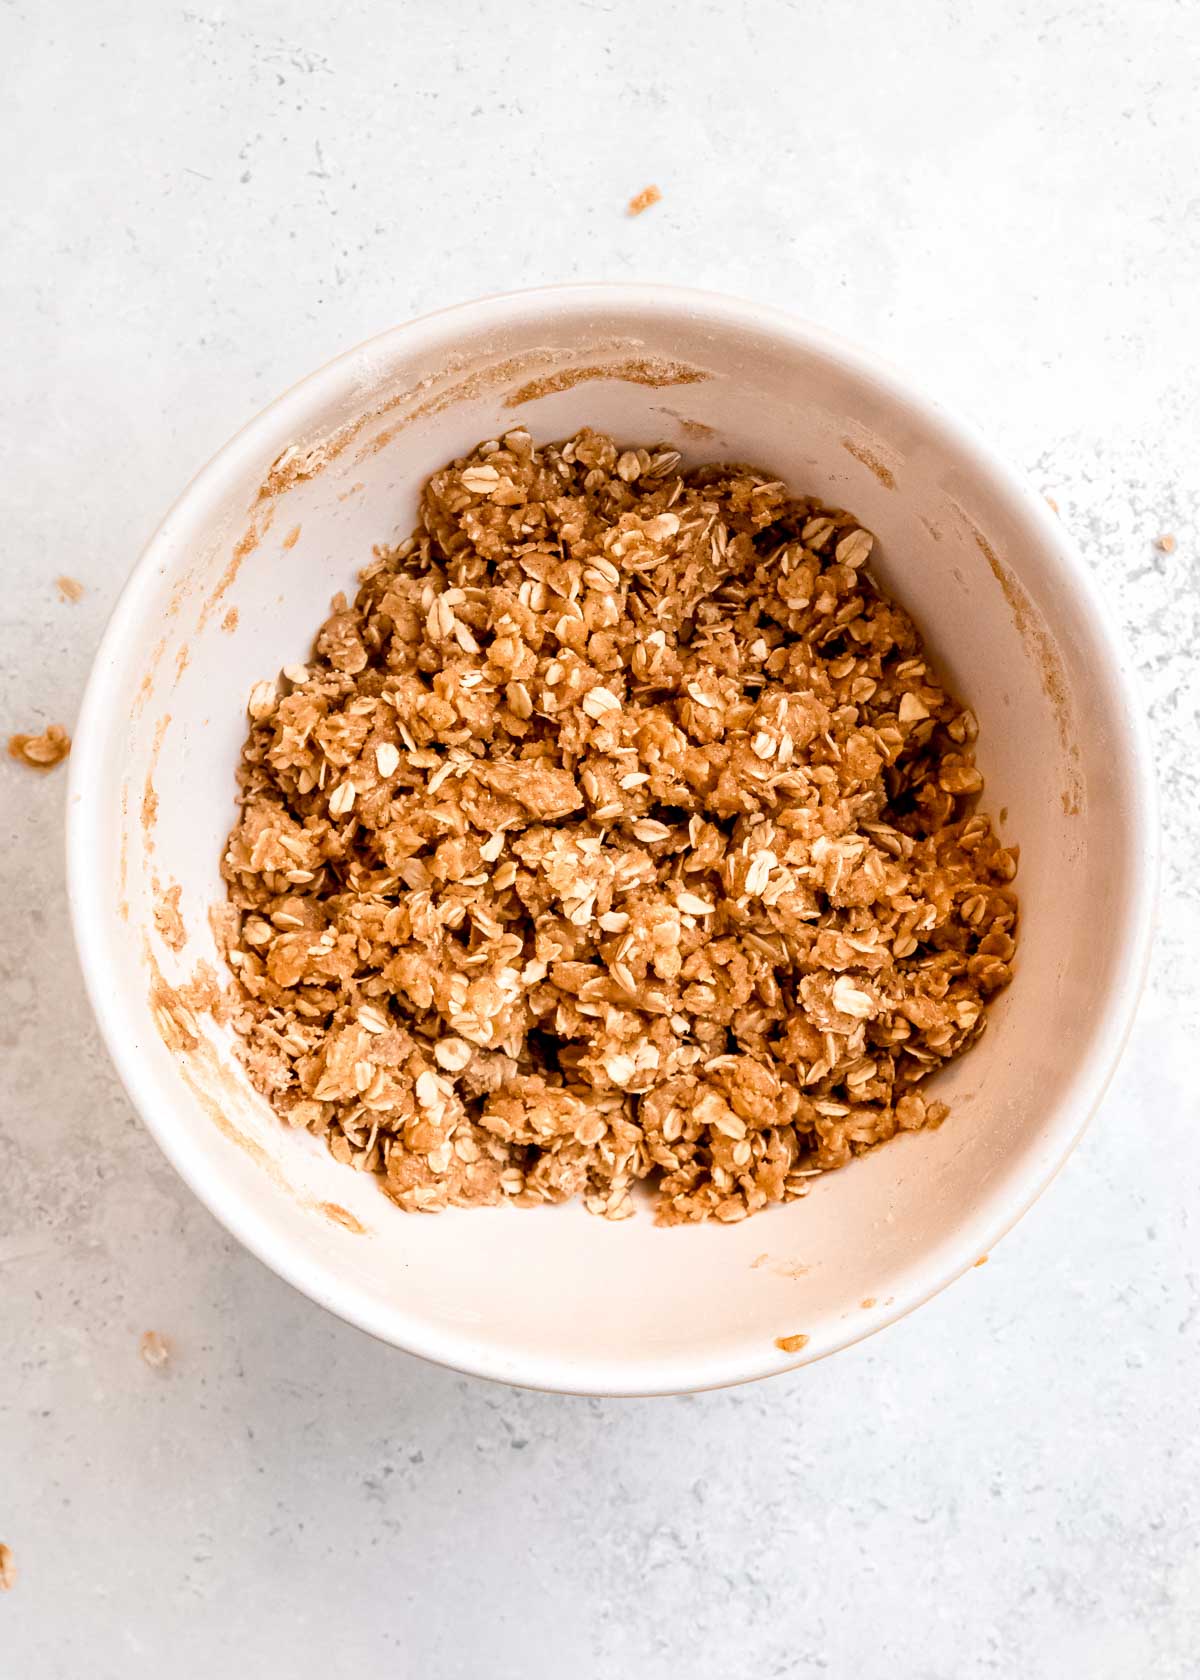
top-left (66, 282), bottom-right (1159, 1396)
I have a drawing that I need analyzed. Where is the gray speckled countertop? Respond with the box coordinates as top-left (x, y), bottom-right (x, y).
top-left (2, 3), bottom-right (1198, 1675)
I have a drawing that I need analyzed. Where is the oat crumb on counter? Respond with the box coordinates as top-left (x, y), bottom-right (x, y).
top-left (627, 184), bottom-right (661, 216)
top-left (140, 1330), bottom-right (171, 1369)
top-left (8, 724), bottom-right (71, 771)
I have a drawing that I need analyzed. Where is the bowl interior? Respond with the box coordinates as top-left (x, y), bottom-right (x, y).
top-left (70, 289), bottom-right (1147, 1393)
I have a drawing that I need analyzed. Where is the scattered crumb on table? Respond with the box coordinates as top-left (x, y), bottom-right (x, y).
top-left (627, 184), bottom-right (661, 216)
top-left (973, 1254), bottom-right (989, 1268)
top-left (1043, 496), bottom-right (1059, 515)
top-left (860, 1297), bottom-right (877, 1309)
top-left (221, 606), bottom-right (239, 633)
top-left (55, 574), bottom-right (85, 603)
top-left (0, 1544), bottom-right (15, 1592)
top-left (8, 724), bottom-right (71, 771)
top-left (140, 1330), bottom-right (171, 1369)
top-left (1156, 533), bottom-right (1176, 554)
top-left (775, 1333), bottom-right (810, 1354)
top-left (220, 428), bottom-right (1017, 1226)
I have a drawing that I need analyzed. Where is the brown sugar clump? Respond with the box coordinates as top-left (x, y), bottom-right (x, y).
top-left (8, 724), bottom-right (70, 771)
top-left (220, 430), bottom-right (1018, 1225)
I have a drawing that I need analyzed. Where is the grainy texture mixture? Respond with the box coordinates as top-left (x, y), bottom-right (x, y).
top-left (220, 429), bottom-right (1018, 1224)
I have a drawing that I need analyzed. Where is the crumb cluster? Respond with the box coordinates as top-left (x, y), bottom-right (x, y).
top-left (220, 429), bottom-right (1017, 1224)
top-left (139, 1330), bottom-right (171, 1370)
top-left (8, 723), bottom-right (70, 771)
top-left (627, 184), bottom-right (662, 216)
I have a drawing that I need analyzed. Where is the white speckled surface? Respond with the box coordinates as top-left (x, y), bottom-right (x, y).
top-left (2, 3), bottom-right (1198, 1674)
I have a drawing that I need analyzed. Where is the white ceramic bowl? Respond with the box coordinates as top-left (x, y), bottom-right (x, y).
top-left (68, 285), bottom-right (1156, 1395)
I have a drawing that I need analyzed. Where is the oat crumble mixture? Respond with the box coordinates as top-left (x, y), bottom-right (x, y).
top-left (220, 428), bottom-right (1018, 1225)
